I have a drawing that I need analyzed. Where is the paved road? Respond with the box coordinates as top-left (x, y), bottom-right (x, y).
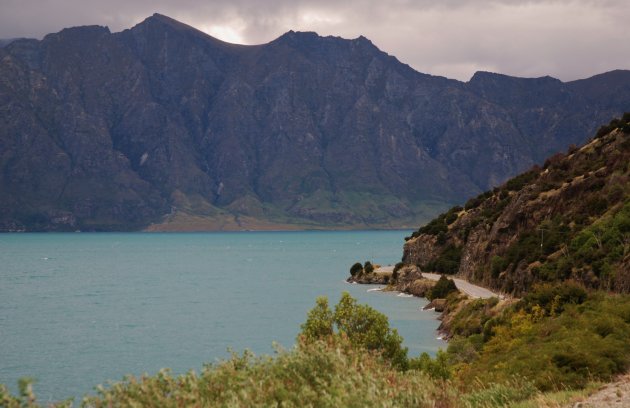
top-left (375, 266), bottom-right (499, 299)
top-left (421, 273), bottom-right (499, 299)
top-left (374, 265), bottom-right (503, 299)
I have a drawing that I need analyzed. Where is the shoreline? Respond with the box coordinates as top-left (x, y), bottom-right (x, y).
top-left (348, 264), bottom-right (503, 339)
top-left (357, 282), bottom-right (448, 343)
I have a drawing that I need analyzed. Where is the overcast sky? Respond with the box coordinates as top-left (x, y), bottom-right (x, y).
top-left (1, 0), bottom-right (628, 81)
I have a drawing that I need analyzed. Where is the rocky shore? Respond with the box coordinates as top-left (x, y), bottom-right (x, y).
top-left (347, 264), bottom-right (437, 297)
top-left (347, 264), bottom-right (458, 334)
top-left (347, 264), bottom-right (508, 338)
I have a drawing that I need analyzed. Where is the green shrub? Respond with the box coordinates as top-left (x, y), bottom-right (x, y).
top-left (464, 197), bottom-right (483, 210)
top-left (595, 113), bottom-right (630, 138)
top-left (490, 256), bottom-right (507, 279)
top-left (448, 298), bottom-right (499, 338)
top-left (459, 293), bottom-right (630, 391)
top-left (409, 350), bottom-right (451, 380)
top-left (520, 282), bottom-right (587, 316)
top-left (300, 297), bottom-right (334, 340)
top-left (392, 262), bottom-right (404, 281)
top-left (363, 261), bottom-right (374, 274)
top-left (462, 378), bottom-right (537, 407)
top-left (414, 205), bottom-right (464, 237)
top-left (445, 211), bottom-right (458, 225)
top-left (446, 334), bottom-right (483, 365)
top-left (428, 275), bottom-right (458, 300)
top-left (349, 262), bottom-right (363, 277)
top-left (417, 216), bottom-right (448, 236)
top-left (424, 245), bottom-right (462, 274)
top-left (76, 340), bottom-right (454, 408)
top-left (300, 292), bottom-right (408, 370)
top-left (505, 170), bottom-right (539, 191)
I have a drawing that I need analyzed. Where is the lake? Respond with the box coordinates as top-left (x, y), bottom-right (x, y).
top-left (0, 231), bottom-right (444, 402)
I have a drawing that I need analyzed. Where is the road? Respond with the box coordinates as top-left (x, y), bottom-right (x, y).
top-left (375, 266), bottom-right (499, 299)
top-left (421, 273), bottom-right (499, 299)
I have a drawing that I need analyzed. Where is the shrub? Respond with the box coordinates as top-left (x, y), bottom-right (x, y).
top-left (448, 298), bottom-right (499, 338)
top-left (415, 205), bottom-right (463, 237)
top-left (490, 256), bottom-right (507, 279)
top-left (461, 294), bottom-right (630, 391)
top-left (462, 378), bottom-right (537, 407)
top-left (423, 245), bottom-right (462, 274)
top-left (464, 196), bottom-right (482, 210)
top-left (392, 262), bottom-right (404, 281)
top-left (300, 297), bottom-right (334, 340)
top-left (505, 169), bottom-right (539, 191)
top-left (409, 350), bottom-right (451, 380)
top-left (300, 293), bottom-right (408, 369)
top-left (595, 113), bottom-right (630, 137)
top-left (446, 334), bottom-right (483, 365)
top-left (349, 262), bottom-right (363, 277)
top-left (520, 282), bottom-right (587, 316)
top-left (428, 275), bottom-right (458, 300)
top-left (76, 340), bottom-right (453, 407)
top-left (363, 261), bottom-right (374, 274)
top-left (417, 216), bottom-right (448, 236)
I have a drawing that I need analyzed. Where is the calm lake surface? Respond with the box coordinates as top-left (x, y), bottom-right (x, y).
top-left (0, 231), bottom-right (444, 402)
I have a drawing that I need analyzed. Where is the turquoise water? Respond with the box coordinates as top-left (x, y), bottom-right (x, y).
top-left (0, 231), bottom-right (444, 402)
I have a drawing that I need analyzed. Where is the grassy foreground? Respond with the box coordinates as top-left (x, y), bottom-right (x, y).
top-left (1, 291), bottom-right (627, 407)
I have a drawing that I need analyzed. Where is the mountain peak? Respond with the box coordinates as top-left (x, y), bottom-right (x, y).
top-left (131, 13), bottom-right (244, 48)
top-left (135, 13), bottom-right (204, 33)
top-left (271, 30), bottom-right (382, 57)
top-left (469, 70), bottom-right (561, 84)
top-left (42, 25), bottom-right (110, 43)
top-left (274, 30), bottom-right (321, 43)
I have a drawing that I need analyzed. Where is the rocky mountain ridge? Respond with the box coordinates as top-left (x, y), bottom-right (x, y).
top-left (2, 14), bottom-right (630, 231)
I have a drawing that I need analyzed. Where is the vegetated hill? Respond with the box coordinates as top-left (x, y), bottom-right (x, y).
top-left (1, 14), bottom-right (630, 231)
top-left (403, 115), bottom-right (630, 295)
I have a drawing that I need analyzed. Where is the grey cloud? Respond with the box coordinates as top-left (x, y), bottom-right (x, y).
top-left (0, 0), bottom-right (628, 81)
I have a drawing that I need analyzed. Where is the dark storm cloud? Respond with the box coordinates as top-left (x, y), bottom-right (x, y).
top-left (1, 0), bottom-right (628, 81)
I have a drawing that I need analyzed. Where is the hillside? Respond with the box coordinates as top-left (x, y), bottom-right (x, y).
top-left (1, 14), bottom-right (630, 231)
top-left (403, 114), bottom-right (630, 295)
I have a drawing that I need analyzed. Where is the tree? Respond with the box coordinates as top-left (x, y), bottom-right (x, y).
top-left (300, 297), bottom-right (334, 341)
top-left (364, 261), bottom-right (374, 274)
top-left (349, 262), bottom-right (363, 277)
top-left (409, 350), bottom-right (451, 380)
top-left (300, 292), bottom-right (408, 369)
top-left (428, 275), bottom-right (458, 300)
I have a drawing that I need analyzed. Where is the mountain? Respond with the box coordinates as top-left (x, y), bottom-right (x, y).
top-left (403, 115), bottom-right (630, 295)
top-left (0, 38), bottom-right (24, 48)
top-left (1, 14), bottom-right (629, 231)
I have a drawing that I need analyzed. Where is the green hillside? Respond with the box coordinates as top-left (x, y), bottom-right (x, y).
top-left (404, 113), bottom-right (630, 295)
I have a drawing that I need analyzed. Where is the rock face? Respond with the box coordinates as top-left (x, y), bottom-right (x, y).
top-left (403, 118), bottom-right (630, 295)
top-left (2, 14), bottom-right (630, 231)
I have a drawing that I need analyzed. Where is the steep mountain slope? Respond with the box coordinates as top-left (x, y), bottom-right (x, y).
top-left (1, 14), bottom-right (629, 231)
top-left (403, 115), bottom-right (630, 294)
